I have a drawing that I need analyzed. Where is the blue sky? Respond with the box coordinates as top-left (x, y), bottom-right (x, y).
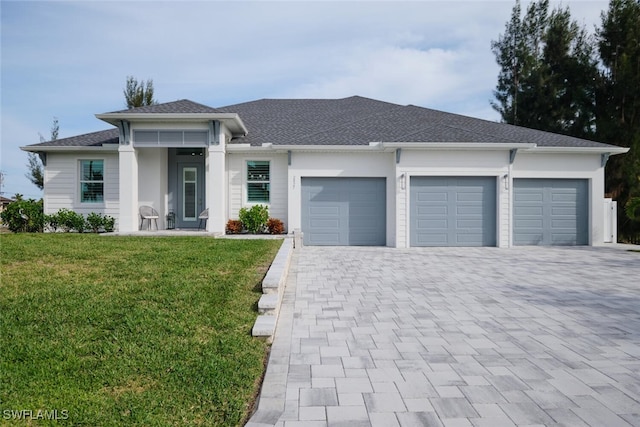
top-left (1, 0), bottom-right (606, 199)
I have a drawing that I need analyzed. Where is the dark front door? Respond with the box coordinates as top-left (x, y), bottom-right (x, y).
top-left (177, 163), bottom-right (204, 228)
top-left (169, 148), bottom-right (205, 229)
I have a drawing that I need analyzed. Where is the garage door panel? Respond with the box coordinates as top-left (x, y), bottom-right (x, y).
top-left (457, 219), bottom-right (483, 228)
top-left (457, 192), bottom-right (484, 202)
top-left (515, 219), bottom-right (544, 228)
top-left (310, 218), bottom-right (341, 228)
top-left (418, 219), bottom-right (448, 228)
top-left (515, 206), bottom-right (544, 216)
top-left (457, 233), bottom-right (484, 244)
top-left (419, 206), bottom-right (448, 215)
top-left (411, 176), bottom-right (496, 247)
top-left (418, 192), bottom-right (448, 202)
top-left (310, 205), bottom-right (341, 215)
top-left (416, 233), bottom-right (448, 244)
top-left (513, 179), bottom-right (587, 246)
top-left (312, 233), bottom-right (342, 245)
top-left (457, 206), bottom-right (483, 215)
top-left (515, 192), bottom-right (544, 202)
top-left (302, 178), bottom-right (386, 246)
top-left (551, 207), bottom-right (577, 215)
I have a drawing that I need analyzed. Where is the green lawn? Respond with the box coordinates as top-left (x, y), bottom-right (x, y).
top-left (0, 234), bottom-right (282, 426)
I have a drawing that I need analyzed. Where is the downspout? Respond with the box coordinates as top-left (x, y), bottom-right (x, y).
top-left (508, 149), bottom-right (518, 247)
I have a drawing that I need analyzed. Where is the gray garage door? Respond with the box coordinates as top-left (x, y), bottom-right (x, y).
top-left (410, 176), bottom-right (497, 247)
top-left (513, 178), bottom-right (588, 245)
top-left (301, 177), bottom-right (386, 246)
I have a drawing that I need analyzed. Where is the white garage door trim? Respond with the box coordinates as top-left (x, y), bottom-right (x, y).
top-left (301, 177), bottom-right (386, 246)
top-left (513, 178), bottom-right (588, 246)
top-left (410, 176), bottom-right (497, 247)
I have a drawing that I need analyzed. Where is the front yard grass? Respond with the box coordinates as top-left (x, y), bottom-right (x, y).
top-left (0, 234), bottom-right (282, 426)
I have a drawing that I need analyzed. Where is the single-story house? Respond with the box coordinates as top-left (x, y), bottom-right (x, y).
top-left (22, 96), bottom-right (628, 247)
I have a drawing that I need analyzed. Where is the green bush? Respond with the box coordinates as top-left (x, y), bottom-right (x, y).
top-left (239, 204), bottom-right (269, 234)
top-left (44, 212), bottom-right (61, 232)
top-left (86, 212), bottom-right (103, 233)
top-left (0, 199), bottom-right (44, 232)
top-left (84, 212), bottom-right (116, 233)
top-left (103, 215), bottom-right (115, 232)
top-left (57, 209), bottom-right (86, 233)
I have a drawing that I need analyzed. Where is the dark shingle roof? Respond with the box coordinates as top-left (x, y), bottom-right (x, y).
top-left (27, 96), bottom-right (617, 149)
top-left (107, 99), bottom-right (223, 114)
top-left (221, 96), bottom-right (613, 148)
top-left (28, 128), bottom-right (119, 148)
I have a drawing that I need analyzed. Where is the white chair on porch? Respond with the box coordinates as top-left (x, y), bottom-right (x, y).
top-left (198, 208), bottom-right (209, 230)
top-left (139, 205), bottom-right (159, 230)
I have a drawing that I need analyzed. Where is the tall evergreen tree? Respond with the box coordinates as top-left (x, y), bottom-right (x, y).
top-left (26, 117), bottom-right (58, 190)
top-left (597, 0), bottom-right (640, 239)
top-left (124, 76), bottom-right (157, 109)
top-left (491, 0), bottom-right (597, 139)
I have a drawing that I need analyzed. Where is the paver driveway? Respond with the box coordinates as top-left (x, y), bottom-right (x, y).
top-left (248, 246), bottom-right (640, 427)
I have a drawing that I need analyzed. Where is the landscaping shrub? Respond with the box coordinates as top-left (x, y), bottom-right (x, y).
top-left (238, 204), bottom-right (269, 234)
top-left (57, 208), bottom-right (86, 233)
top-left (102, 215), bottom-right (115, 232)
top-left (44, 212), bottom-right (61, 232)
top-left (0, 198), bottom-right (44, 232)
top-left (226, 219), bottom-right (243, 234)
top-left (267, 218), bottom-right (285, 234)
top-left (86, 212), bottom-right (104, 233)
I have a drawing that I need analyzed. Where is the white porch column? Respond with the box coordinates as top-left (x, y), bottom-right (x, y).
top-left (207, 145), bottom-right (226, 233)
top-left (118, 144), bottom-right (139, 232)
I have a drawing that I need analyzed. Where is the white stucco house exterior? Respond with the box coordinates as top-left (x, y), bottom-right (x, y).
top-left (22, 96), bottom-right (628, 247)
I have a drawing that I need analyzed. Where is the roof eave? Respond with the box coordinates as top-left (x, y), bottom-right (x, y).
top-left (522, 146), bottom-right (629, 155)
top-left (380, 142), bottom-right (537, 150)
top-left (95, 113), bottom-right (248, 136)
top-left (20, 145), bottom-right (119, 153)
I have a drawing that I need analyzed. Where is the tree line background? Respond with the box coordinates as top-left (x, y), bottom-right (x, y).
top-left (492, 0), bottom-right (640, 242)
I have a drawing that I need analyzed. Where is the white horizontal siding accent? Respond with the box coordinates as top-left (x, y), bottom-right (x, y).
top-left (44, 152), bottom-right (119, 218)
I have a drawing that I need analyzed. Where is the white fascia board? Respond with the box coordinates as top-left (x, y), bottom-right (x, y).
top-left (95, 113), bottom-right (248, 136)
top-left (380, 142), bottom-right (537, 150)
top-left (226, 144), bottom-right (384, 153)
top-left (20, 145), bottom-right (119, 153)
top-left (522, 146), bottom-right (629, 155)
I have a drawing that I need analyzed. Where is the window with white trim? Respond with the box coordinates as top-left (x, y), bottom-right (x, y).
top-left (80, 160), bottom-right (104, 203)
top-left (247, 160), bottom-right (270, 203)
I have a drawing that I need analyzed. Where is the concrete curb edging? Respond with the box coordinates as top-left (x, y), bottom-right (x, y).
top-left (246, 249), bottom-right (298, 427)
top-left (251, 237), bottom-right (294, 340)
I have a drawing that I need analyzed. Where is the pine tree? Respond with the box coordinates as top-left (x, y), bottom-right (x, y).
top-left (491, 0), bottom-right (597, 139)
top-left (124, 76), bottom-right (157, 109)
top-left (26, 117), bottom-right (58, 190)
top-left (597, 0), bottom-right (640, 239)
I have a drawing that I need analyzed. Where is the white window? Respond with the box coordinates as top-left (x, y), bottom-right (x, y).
top-left (247, 160), bottom-right (270, 203)
top-left (80, 160), bottom-right (104, 203)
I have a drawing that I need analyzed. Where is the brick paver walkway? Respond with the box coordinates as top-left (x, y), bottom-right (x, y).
top-left (248, 246), bottom-right (640, 427)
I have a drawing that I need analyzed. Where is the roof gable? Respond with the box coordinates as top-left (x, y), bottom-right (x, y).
top-left (106, 99), bottom-right (224, 114)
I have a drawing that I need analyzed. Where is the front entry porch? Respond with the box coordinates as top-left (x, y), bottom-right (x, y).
top-left (117, 144), bottom-right (226, 234)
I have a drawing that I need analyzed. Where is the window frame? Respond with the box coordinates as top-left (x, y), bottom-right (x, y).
top-left (78, 159), bottom-right (105, 204)
top-left (246, 160), bottom-right (271, 204)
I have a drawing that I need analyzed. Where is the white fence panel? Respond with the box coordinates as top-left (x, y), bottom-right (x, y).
top-left (604, 198), bottom-right (617, 243)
